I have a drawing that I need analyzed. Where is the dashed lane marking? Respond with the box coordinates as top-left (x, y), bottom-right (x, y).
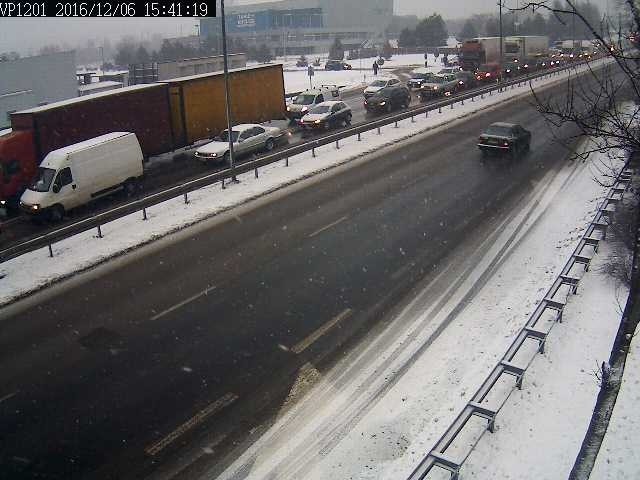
top-left (144, 392), bottom-right (238, 457)
top-left (149, 285), bottom-right (217, 321)
top-left (290, 308), bottom-right (353, 354)
top-left (0, 391), bottom-right (17, 403)
top-left (308, 216), bottom-right (348, 238)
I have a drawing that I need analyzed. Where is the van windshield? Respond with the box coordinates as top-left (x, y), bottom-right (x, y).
top-left (29, 167), bottom-right (56, 192)
top-left (294, 94), bottom-right (316, 105)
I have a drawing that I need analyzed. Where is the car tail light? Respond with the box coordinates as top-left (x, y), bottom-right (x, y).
top-left (485, 72), bottom-right (491, 77)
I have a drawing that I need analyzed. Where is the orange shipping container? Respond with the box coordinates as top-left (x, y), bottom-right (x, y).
top-left (164, 64), bottom-right (286, 147)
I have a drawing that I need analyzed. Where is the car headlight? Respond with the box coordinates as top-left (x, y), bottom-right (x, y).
top-left (506, 69), bottom-right (511, 73)
top-left (379, 101), bottom-right (386, 105)
top-left (301, 106), bottom-right (308, 112)
top-left (433, 86), bottom-right (438, 90)
top-left (0, 200), bottom-right (5, 206)
top-left (314, 119), bottom-right (321, 124)
top-left (485, 72), bottom-right (491, 77)
top-left (286, 106), bottom-right (291, 112)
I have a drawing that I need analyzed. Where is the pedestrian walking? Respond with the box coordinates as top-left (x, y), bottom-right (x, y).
top-left (372, 61), bottom-right (379, 75)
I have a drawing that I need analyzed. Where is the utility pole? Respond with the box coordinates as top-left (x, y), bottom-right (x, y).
top-left (220, 0), bottom-right (238, 183)
top-left (499, 0), bottom-right (503, 82)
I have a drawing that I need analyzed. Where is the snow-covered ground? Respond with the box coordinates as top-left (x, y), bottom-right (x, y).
top-left (209, 143), bottom-right (627, 480)
top-left (257, 53), bottom-right (455, 94)
top-left (591, 328), bottom-right (640, 479)
top-left (0, 59), bottom-right (607, 307)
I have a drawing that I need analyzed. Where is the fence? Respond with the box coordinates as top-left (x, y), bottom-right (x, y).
top-left (407, 163), bottom-right (633, 480)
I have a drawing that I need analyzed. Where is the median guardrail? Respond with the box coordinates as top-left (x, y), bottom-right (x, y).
top-left (407, 161), bottom-right (632, 480)
top-left (0, 57), bottom-right (607, 264)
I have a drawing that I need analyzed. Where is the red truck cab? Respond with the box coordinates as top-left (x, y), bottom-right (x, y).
top-left (0, 130), bottom-right (38, 209)
top-left (476, 63), bottom-right (502, 83)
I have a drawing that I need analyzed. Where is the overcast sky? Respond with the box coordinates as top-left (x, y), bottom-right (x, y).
top-left (0, 0), bottom-right (613, 55)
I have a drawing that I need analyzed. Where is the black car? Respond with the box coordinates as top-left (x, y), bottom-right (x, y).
top-left (325, 60), bottom-right (352, 71)
top-left (455, 71), bottom-right (478, 90)
top-left (298, 101), bottom-right (352, 131)
top-left (478, 122), bottom-right (531, 158)
top-left (364, 85), bottom-right (411, 114)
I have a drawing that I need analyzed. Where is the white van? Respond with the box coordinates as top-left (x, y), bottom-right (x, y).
top-left (20, 132), bottom-right (144, 221)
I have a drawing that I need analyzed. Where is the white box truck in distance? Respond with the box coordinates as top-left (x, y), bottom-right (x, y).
top-left (20, 132), bottom-right (143, 221)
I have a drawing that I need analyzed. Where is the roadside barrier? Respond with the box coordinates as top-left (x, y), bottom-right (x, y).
top-left (0, 58), bottom-right (608, 263)
top-left (407, 162), bottom-right (633, 480)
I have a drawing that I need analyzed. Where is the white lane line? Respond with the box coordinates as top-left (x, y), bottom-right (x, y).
top-left (0, 391), bottom-right (17, 403)
top-left (1, 217), bottom-right (22, 226)
top-left (308, 216), bottom-right (348, 238)
top-left (144, 392), bottom-right (238, 456)
top-left (150, 285), bottom-right (217, 321)
top-left (291, 308), bottom-right (353, 355)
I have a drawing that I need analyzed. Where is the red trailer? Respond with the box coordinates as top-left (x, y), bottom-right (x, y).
top-left (0, 84), bottom-right (174, 208)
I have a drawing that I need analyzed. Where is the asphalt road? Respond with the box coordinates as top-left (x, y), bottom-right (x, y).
top-left (0, 65), bottom-right (503, 250)
top-left (0, 67), bottom-right (601, 480)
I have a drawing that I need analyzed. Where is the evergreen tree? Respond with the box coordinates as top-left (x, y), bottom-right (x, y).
top-left (398, 27), bottom-right (416, 47)
top-left (381, 40), bottom-right (394, 59)
top-left (135, 45), bottom-right (150, 63)
top-left (329, 37), bottom-right (344, 60)
top-left (459, 19), bottom-right (478, 41)
top-left (415, 14), bottom-right (448, 47)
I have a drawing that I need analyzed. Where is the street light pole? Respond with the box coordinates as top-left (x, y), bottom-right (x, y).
top-left (499, 0), bottom-right (503, 83)
top-left (220, 0), bottom-right (238, 183)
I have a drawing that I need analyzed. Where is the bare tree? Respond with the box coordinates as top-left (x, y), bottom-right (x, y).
top-left (511, 1), bottom-right (639, 170)
top-left (507, 4), bottom-right (640, 478)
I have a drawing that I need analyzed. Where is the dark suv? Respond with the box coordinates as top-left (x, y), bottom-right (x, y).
top-left (364, 85), bottom-right (411, 114)
top-left (325, 60), bottom-right (352, 70)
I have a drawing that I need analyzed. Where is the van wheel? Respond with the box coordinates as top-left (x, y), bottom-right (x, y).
top-left (264, 138), bottom-right (275, 152)
top-left (48, 205), bottom-right (65, 223)
top-left (124, 178), bottom-right (138, 197)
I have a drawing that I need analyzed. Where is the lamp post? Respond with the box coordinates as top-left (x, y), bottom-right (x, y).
top-left (499, 0), bottom-right (503, 83)
top-left (220, 0), bottom-right (238, 183)
top-left (283, 13), bottom-right (293, 62)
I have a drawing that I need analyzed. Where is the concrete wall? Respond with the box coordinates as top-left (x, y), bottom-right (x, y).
top-left (0, 51), bottom-right (77, 128)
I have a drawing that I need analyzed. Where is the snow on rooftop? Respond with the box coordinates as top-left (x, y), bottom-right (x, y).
top-left (160, 63), bottom-right (282, 83)
top-left (78, 81), bottom-right (123, 92)
top-left (15, 84), bottom-right (163, 114)
top-left (42, 132), bottom-right (132, 158)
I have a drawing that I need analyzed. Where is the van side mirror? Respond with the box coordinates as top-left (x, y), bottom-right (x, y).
top-left (52, 184), bottom-right (61, 194)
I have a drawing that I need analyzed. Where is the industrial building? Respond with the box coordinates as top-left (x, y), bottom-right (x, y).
top-left (128, 54), bottom-right (247, 84)
top-left (0, 51), bottom-right (77, 129)
top-left (200, 0), bottom-right (394, 55)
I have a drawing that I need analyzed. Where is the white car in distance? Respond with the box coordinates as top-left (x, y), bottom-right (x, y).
top-left (363, 77), bottom-right (401, 98)
top-left (195, 124), bottom-right (287, 164)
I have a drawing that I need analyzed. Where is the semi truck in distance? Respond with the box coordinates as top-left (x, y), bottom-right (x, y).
top-left (20, 133), bottom-right (144, 221)
top-left (459, 36), bottom-right (549, 71)
top-left (0, 64), bottom-right (286, 210)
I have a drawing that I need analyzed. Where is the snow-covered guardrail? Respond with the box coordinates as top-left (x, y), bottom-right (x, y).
top-left (0, 59), bottom-right (603, 264)
top-left (407, 163), bottom-right (633, 480)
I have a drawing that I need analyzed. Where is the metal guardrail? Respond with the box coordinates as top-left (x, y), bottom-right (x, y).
top-left (407, 162), bottom-right (633, 480)
top-left (0, 59), bottom-right (602, 263)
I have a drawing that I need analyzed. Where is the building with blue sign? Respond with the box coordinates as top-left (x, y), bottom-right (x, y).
top-left (200, 0), bottom-right (393, 56)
